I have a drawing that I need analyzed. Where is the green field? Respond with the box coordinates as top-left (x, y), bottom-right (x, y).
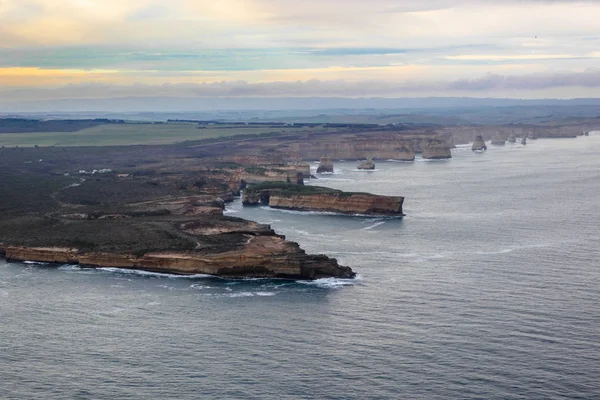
top-left (0, 123), bottom-right (305, 147)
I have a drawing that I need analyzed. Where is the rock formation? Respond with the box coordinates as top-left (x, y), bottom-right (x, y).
top-left (521, 137), bottom-right (527, 145)
top-left (508, 133), bottom-right (516, 143)
top-left (396, 145), bottom-right (416, 161)
top-left (422, 139), bottom-right (452, 159)
top-left (357, 157), bottom-right (375, 170)
top-left (243, 182), bottom-right (404, 216)
top-left (472, 135), bottom-right (487, 151)
top-left (2, 238), bottom-right (355, 280)
top-left (316, 157), bottom-right (334, 173)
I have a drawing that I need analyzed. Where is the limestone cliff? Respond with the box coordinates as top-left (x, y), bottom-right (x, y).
top-left (243, 183), bottom-right (404, 216)
top-left (472, 135), bottom-right (487, 151)
top-left (422, 139), bottom-right (452, 159)
top-left (268, 194), bottom-right (404, 216)
top-left (316, 157), bottom-right (334, 173)
top-left (2, 234), bottom-right (355, 280)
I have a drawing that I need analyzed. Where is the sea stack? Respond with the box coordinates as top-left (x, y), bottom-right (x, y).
top-left (316, 157), bottom-right (334, 173)
top-left (472, 135), bottom-right (487, 151)
top-left (357, 157), bottom-right (375, 170)
top-left (422, 139), bottom-right (452, 159)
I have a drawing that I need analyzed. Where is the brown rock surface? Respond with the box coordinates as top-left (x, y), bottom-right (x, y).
top-left (243, 183), bottom-right (404, 216)
top-left (422, 139), bottom-right (452, 159)
top-left (268, 193), bottom-right (404, 216)
top-left (316, 157), bottom-right (334, 173)
top-left (472, 135), bottom-right (487, 151)
top-left (357, 158), bottom-right (375, 170)
top-left (1, 236), bottom-right (354, 279)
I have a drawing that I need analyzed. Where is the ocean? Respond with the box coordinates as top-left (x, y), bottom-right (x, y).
top-left (2, 134), bottom-right (600, 399)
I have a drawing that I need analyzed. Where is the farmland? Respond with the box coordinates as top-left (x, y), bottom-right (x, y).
top-left (0, 122), bottom-right (306, 147)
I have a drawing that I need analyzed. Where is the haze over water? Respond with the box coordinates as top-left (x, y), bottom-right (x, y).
top-left (2, 134), bottom-right (600, 399)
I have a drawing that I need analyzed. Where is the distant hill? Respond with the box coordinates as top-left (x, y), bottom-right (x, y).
top-left (0, 118), bottom-right (125, 134)
top-left (2, 96), bottom-right (600, 113)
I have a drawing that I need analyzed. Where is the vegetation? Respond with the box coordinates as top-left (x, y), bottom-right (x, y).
top-left (245, 181), bottom-right (370, 197)
top-left (0, 121), bottom-right (307, 147)
top-left (0, 118), bottom-right (124, 134)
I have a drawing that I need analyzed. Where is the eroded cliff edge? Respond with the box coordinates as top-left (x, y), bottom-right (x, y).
top-left (0, 169), bottom-right (355, 280)
top-left (243, 182), bottom-right (404, 216)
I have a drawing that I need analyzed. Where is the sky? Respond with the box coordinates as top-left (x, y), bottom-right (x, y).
top-left (1, 0), bottom-right (600, 102)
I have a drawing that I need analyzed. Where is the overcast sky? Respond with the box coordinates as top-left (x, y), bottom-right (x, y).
top-left (1, 0), bottom-right (600, 100)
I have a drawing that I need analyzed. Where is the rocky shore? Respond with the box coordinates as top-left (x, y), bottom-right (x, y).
top-left (0, 157), bottom-right (356, 280)
top-left (1, 236), bottom-right (354, 280)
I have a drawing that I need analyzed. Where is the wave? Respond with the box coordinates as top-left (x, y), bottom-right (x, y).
top-left (362, 221), bottom-right (386, 230)
top-left (300, 275), bottom-right (363, 288)
top-left (386, 159), bottom-right (414, 163)
top-left (96, 267), bottom-right (213, 279)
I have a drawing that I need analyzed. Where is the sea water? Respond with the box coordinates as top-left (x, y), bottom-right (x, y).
top-left (2, 134), bottom-right (600, 399)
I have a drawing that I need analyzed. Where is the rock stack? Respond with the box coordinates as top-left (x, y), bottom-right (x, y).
top-left (422, 139), bottom-right (452, 159)
top-left (357, 157), bottom-right (375, 170)
top-left (316, 157), bottom-right (334, 173)
top-left (472, 135), bottom-right (487, 151)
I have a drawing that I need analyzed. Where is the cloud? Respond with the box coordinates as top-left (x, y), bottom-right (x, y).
top-left (1, 69), bottom-right (599, 103)
top-left (2, 0), bottom-right (600, 100)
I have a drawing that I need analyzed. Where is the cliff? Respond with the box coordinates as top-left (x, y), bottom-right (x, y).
top-left (0, 169), bottom-right (355, 280)
top-left (472, 135), bottom-right (487, 151)
top-left (490, 134), bottom-right (506, 145)
top-left (422, 139), bottom-right (452, 159)
top-left (243, 182), bottom-right (404, 216)
top-left (316, 157), bottom-right (334, 173)
top-left (2, 236), bottom-right (354, 280)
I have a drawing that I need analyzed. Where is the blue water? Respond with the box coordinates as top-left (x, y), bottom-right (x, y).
top-left (2, 135), bottom-right (600, 399)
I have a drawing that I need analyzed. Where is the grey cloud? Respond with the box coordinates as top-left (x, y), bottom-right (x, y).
top-left (1, 69), bottom-right (600, 103)
top-left (448, 69), bottom-right (600, 91)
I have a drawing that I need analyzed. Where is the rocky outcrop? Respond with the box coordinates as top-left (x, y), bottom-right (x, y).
top-left (357, 158), bottom-right (375, 170)
top-left (243, 183), bottom-right (404, 216)
top-left (316, 157), bottom-right (334, 173)
top-left (422, 139), bottom-right (452, 159)
top-left (268, 194), bottom-right (404, 216)
top-left (2, 236), bottom-right (355, 280)
top-left (472, 135), bottom-right (487, 151)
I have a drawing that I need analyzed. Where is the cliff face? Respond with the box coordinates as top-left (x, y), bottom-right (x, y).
top-left (316, 157), bottom-right (334, 173)
top-left (293, 134), bottom-right (429, 161)
top-left (2, 234), bottom-right (355, 280)
top-left (268, 193), bottom-right (404, 216)
top-left (422, 139), bottom-right (452, 159)
top-left (243, 183), bottom-right (404, 216)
